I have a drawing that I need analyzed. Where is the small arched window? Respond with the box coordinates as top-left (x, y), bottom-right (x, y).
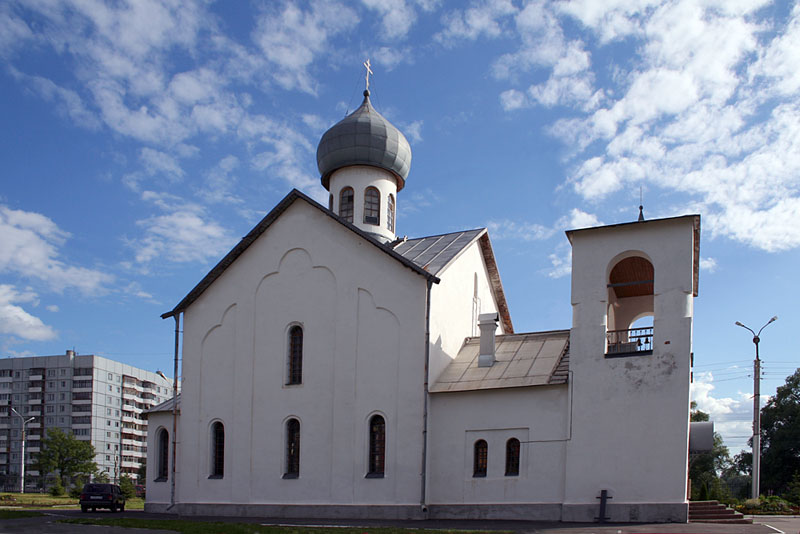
top-left (340, 187), bottom-right (354, 223)
top-left (328, 193), bottom-right (333, 211)
top-left (364, 187), bottom-right (380, 225)
top-left (284, 418), bottom-right (300, 478)
top-left (367, 415), bottom-right (386, 477)
top-left (505, 438), bottom-right (520, 476)
top-left (386, 194), bottom-right (395, 232)
top-left (473, 439), bottom-right (488, 477)
top-left (210, 421), bottom-right (224, 478)
top-left (156, 428), bottom-right (168, 481)
top-left (287, 325), bottom-right (303, 385)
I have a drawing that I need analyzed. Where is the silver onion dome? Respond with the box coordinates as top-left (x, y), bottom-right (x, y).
top-left (317, 90), bottom-right (412, 191)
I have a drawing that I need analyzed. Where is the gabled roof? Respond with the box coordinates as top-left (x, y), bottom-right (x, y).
top-left (142, 394), bottom-right (180, 417)
top-left (430, 330), bottom-right (570, 393)
top-left (161, 189), bottom-right (440, 319)
top-left (392, 230), bottom-right (513, 334)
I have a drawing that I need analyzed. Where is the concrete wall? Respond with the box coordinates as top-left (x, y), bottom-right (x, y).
top-left (564, 218), bottom-right (695, 522)
top-left (174, 199), bottom-right (429, 507)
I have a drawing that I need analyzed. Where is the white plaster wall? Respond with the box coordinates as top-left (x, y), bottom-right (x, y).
top-left (565, 218), bottom-right (695, 511)
top-left (144, 411), bottom-right (173, 507)
top-left (175, 200), bottom-right (428, 506)
top-left (428, 241), bottom-right (501, 384)
top-left (427, 385), bottom-right (569, 504)
top-left (329, 166), bottom-right (399, 242)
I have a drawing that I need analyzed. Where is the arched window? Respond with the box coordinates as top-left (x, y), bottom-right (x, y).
top-left (328, 193), bottom-right (333, 211)
top-left (287, 325), bottom-right (303, 385)
top-left (386, 194), bottom-right (395, 232)
top-left (339, 187), bottom-right (354, 223)
top-left (505, 438), bottom-right (520, 476)
top-left (156, 428), bottom-right (168, 481)
top-left (367, 415), bottom-right (385, 477)
top-left (210, 421), bottom-right (224, 478)
top-left (473, 439), bottom-right (487, 477)
top-left (284, 418), bottom-right (300, 478)
top-left (363, 187), bottom-right (380, 225)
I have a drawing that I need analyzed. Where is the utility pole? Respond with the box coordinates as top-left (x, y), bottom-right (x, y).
top-left (735, 316), bottom-right (777, 500)
top-left (10, 408), bottom-right (35, 494)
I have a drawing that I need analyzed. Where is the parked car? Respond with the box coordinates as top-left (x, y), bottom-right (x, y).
top-left (134, 484), bottom-right (146, 498)
top-left (79, 483), bottom-right (126, 512)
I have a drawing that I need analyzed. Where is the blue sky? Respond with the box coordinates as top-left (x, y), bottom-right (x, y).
top-left (1, 0), bottom-right (799, 454)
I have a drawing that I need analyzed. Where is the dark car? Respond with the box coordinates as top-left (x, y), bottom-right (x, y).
top-left (79, 483), bottom-right (126, 512)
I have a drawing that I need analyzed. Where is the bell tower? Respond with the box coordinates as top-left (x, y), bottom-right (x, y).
top-left (562, 214), bottom-right (700, 523)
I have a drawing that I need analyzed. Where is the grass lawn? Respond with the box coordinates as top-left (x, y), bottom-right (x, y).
top-left (61, 518), bottom-right (494, 534)
top-left (0, 492), bottom-right (144, 510)
top-left (0, 509), bottom-right (43, 519)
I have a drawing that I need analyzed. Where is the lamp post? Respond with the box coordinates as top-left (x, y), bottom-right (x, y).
top-left (10, 408), bottom-right (35, 494)
top-left (735, 315), bottom-right (777, 500)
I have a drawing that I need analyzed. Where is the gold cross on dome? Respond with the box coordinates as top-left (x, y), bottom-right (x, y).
top-left (363, 58), bottom-right (373, 91)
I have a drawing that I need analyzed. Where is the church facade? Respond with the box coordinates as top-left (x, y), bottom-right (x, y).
top-left (144, 89), bottom-right (700, 523)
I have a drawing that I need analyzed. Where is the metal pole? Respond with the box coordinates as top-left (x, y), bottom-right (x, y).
top-left (10, 408), bottom-right (34, 494)
top-left (752, 345), bottom-right (760, 500)
top-left (170, 313), bottom-right (180, 510)
top-left (735, 316), bottom-right (776, 501)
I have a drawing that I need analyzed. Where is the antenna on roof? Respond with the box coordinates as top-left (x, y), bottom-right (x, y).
top-left (638, 186), bottom-right (645, 222)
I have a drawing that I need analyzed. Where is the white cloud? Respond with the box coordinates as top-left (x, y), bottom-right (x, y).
top-left (253, 1), bottom-right (359, 94)
top-left (133, 208), bottom-right (234, 266)
top-left (201, 155), bottom-right (242, 205)
top-left (0, 205), bottom-right (113, 295)
top-left (436, 0), bottom-right (517, 45)
top-left (699, 257), bottom-right (717, 273)
top-left (140, 148), bottom-right (184, 180)
top-left (0, 285), bottom-right (57, 341)
top-left (370, 46), bottom-right (413, 71)
top-left (403, 120), bottom-right (423, 143)
top-left (498, 1), bottom-right (800, 253)
top-left (487, 219), bottom-right (555, 241)
top-left (46, 304), bottom-right (59, 312)
top-left (691, 371), bottom-right (757, 453)
top-left (361, 0), bottom-right (417, 40)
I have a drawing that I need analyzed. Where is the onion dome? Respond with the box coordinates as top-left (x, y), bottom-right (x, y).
top-left (317, 90), bottom-right (412, 191)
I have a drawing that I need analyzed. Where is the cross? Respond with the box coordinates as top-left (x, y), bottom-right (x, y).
top-left (363, 58), bottom-right (373, 91)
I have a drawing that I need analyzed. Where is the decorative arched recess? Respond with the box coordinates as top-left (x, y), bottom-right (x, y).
top-left (606, 251), bottom-right (655, 356)
top-left (200, 303), bottom-right (237, 426)
top-left (355, 288), bottom-right (400, 397)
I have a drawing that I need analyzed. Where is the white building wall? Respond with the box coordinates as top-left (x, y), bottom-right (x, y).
top-left (564, 218), bottom-right (696, 522)
top-left (328, 166), bottom-right (399, 243)
top-left (427, 385), bottom-right (569, 517)
top-left (175, 200), bottom-right (429, 510)
top-left (144, 410), bottom-right (174, 507)
top-left (428, 241), bottom-right (502, 384)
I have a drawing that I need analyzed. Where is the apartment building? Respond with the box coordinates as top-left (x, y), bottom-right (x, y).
top-left (0, 350), bottom-right (172, 491)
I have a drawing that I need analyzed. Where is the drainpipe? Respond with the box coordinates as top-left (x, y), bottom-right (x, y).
top-left (169, 313), bottom-right (180, 511)
top-left (420, 279), bottom-right (432, 515)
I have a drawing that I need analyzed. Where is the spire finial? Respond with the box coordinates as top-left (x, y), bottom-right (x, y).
top-left (363, 58), bottom-right (373, 94)
top-left (638, 186), bottom-right (645, 221)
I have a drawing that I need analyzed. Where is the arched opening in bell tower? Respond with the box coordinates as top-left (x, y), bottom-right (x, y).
top-left (606, 254), bottom-right (654, 356)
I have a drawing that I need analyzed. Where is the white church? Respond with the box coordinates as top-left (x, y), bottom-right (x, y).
top-left (144, 86), bottom-right (701, 523)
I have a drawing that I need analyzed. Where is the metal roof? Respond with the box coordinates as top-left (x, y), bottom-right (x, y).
top-left (430, 330), bottom-right (570, 393)
top-left (317, 90), bottom-right (412, 191)
top-left (393, 229), bottom-right (485, 276)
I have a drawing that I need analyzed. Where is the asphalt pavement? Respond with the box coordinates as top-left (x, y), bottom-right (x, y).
top-left (1, 509), bottom-right (798, 534)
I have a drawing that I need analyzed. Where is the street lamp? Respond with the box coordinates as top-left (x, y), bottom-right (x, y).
top-left (10, 408), bottom-right (35, 494)
top-left (735, 315), bottom-right (778, 500)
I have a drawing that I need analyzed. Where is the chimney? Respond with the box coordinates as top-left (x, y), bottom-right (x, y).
top-left (477, 312), bottom-right (499, 367)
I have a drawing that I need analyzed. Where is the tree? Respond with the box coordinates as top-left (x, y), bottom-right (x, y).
top-left (35, 428), bottom-right (97, 488)
top-left (119, 474), bottom-right (135, 499)
top-left (690, 402), bottom-right (733, 500)
top-left (760, 367), bottom-right (800, 496)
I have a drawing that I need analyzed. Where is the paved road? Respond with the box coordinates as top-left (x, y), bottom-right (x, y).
top-left (1, 509), bottom-right (797, 534)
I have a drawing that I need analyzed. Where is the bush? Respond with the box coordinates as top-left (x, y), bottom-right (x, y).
top-left (49, 478), bottom-right (64, 496)
top-left (119, 474), bottom-right (135, 500)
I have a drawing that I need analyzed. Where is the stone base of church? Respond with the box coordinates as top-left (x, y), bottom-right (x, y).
top-left (561, 502), bottom-right (688, 523)
top-left (145, 501), bottom-right (687, 523)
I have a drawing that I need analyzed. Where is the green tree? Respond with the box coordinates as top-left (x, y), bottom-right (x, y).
top-left (119, 474), bottom-right (136, 499)
top-left (760, 368), bottom-right (800, 496)
top-left (689, 402), bottom-right (732, 500)
top-left (35, 428), bottom-right (97, 488)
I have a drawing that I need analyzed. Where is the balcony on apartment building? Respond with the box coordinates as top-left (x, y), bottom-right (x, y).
top-left (27, 381), bottom-right (43, 393)
top-left (72, 380), bottom-right (93, 393)
top-left (72, 392), bottom-right (92, 404)
top-left (28, 369), bottom-right (45, 381)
